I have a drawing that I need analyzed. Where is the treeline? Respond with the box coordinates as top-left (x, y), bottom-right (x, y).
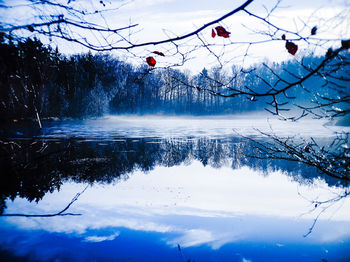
top-left (0, 36), bottom-right (345, 121)
top-left (0, 36), bottom-right (129, 120)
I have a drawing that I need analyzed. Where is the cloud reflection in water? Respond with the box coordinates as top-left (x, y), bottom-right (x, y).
top-left (3, 161), bottom-right (350, 250)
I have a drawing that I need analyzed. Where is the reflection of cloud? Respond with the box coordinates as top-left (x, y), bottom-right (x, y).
top-left (84, 232), bottom-right (120, 243)
top-left (3, 215), bottom-right (173, 236)
top-left (167, 229), bottom-right (214, 247)
top-left (87, 217), bottom-right (173, 234)
top-left (3, 161), bottom-right (350, 250)
top-left (167, 229), bottom-right (240, 249)
top-left (3, 205), bottom-right (350, 250)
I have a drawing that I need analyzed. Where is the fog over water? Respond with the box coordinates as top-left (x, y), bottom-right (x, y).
top-left (41, 114), bottom-right (346, 139)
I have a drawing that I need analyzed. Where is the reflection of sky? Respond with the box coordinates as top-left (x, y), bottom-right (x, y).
top-left (1, 161), bottom-right (350, 260)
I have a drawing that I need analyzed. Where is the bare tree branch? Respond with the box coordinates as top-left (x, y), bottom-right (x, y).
top-left (0, 185), bottom-right (88, 217)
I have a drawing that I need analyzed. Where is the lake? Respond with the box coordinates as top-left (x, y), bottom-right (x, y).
top-left (0, 115), bottom-right (349, 261)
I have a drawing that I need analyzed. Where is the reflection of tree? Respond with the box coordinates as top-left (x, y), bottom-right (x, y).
top-left (0, 186), bottom-right (87, 217)
top-left (0, 136), bottom-right (340, 214)
top-left (161, 139), bottom-right (192, 167)
top-left (240, 130), bottom-right (349, 236)
top-left (0, 139), bottom-right (64, 213)
top-left (207, 140), bottom-right (228, 168)
top-left (242, 130), bottom-right (350, 184)
top-left (304, 190), bottom-right (350, 237)
top-left (196, 139), bottom-right (212, 167)
top-left (0, 135), bottom-right (332, 215)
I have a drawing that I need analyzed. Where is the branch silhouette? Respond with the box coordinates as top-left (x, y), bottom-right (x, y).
top-left (1, 0), bottom-right (254, 51)
top-left (0, 186), bottom-right (88, 217)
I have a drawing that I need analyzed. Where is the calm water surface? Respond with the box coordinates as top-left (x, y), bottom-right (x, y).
top-left (0, 116), bottom-right (349, 261)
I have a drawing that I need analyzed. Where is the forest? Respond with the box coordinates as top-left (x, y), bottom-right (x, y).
top-left (1, 36), bottom-right (346, 122)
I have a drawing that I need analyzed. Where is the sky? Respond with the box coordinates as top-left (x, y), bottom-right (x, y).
top-left (1, 0), bottom-right (350, 72)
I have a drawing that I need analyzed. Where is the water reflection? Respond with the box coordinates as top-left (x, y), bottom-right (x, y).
top-left (1, 136), bottom-right (344, 215)
top-left (1, 160), bottom-right (350, 261)
top-left (0, 122), bottom-right (350, 260)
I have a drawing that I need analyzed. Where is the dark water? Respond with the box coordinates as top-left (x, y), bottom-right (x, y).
top-left (0, 116), bottom-right (350, 261)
